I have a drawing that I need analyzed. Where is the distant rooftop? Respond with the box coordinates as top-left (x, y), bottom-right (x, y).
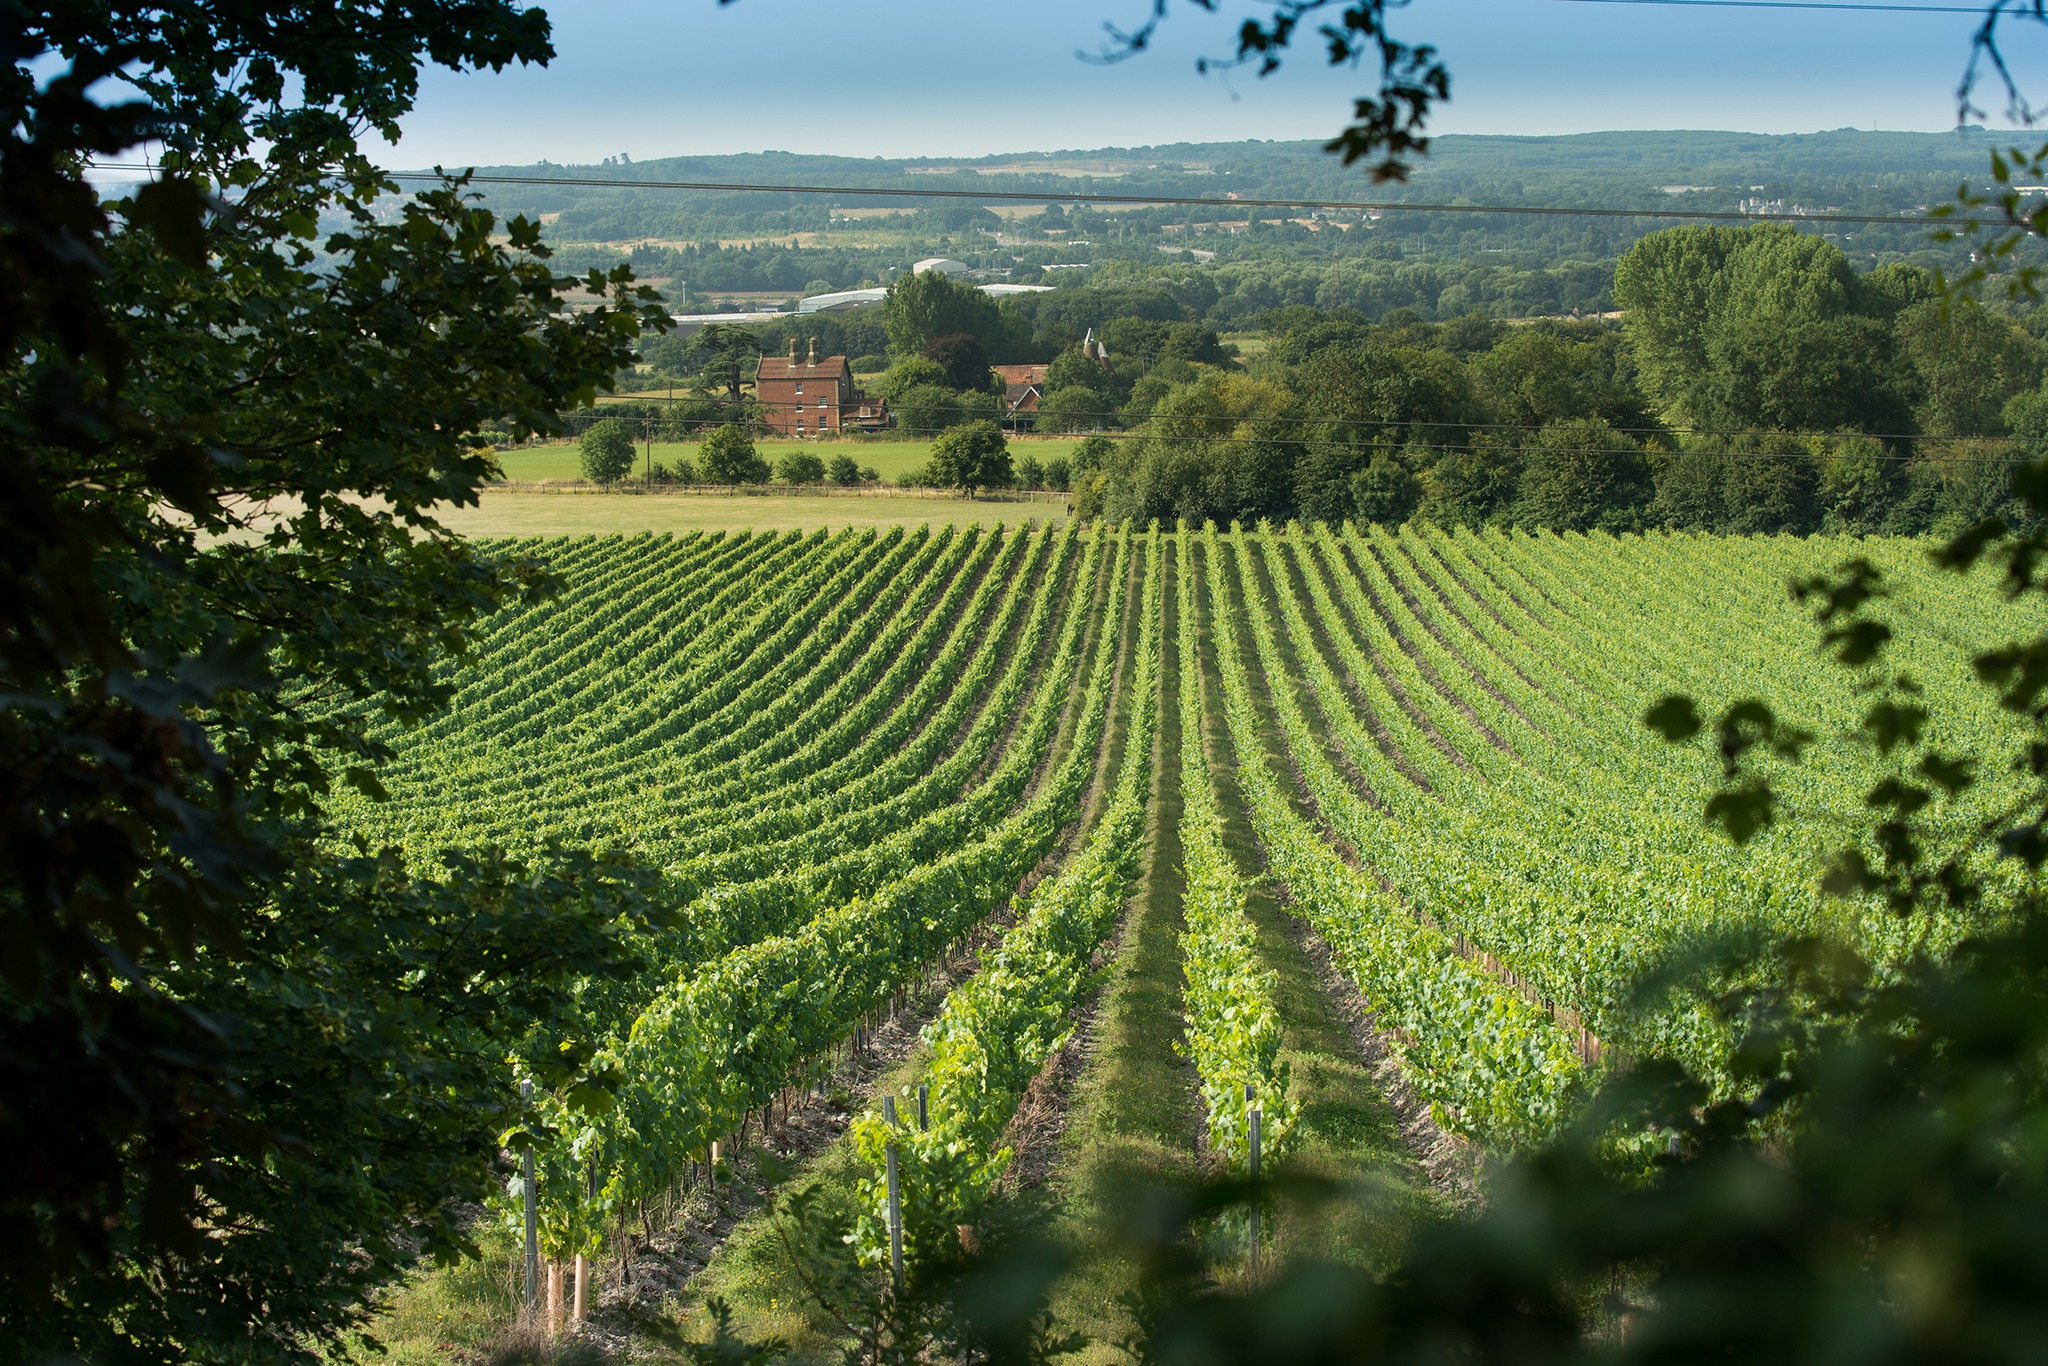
top-left (667, 310), bottom-right (790, 333)
top-left (790, 282), bottom-right (1052, 315)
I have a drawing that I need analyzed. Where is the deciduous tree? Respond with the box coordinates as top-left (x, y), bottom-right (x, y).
top-left (1416, 440), bottom-right (1524, 528)
top-left (1716, 432), bottom-right (1823, 534)
top-left (1350, 450), bottom-right (1421, 524)
top-left (1469, 327), bottom-right (1657, 433)
top-left (928, 421), bottom-right (1014, 498)
top-left (893, 384), bottom-right (1000, 435)
top-left (1045, 343), bottom-right (1117, 398)
top-left (580, 416), bottom-right (637, 482)
top-left (876, 354), bottom-right (950, 401)
top-left (1896, 298), bottom-right (2041, 437)
top-left (689, 322), bottom-right (762, 416)
top-left (1513, 418), bottom-right (1652, 531)
top-left (1816, 434), bottom-right (1902, 534)
top-left (1035, 385), bottom-right (1115, 434)
top-left (923, 331), bottom-right (998, 392)
top-left (884, 269), bottom-right (1005, 358)
top-left (1616, 224), bottom-right (1907, 434)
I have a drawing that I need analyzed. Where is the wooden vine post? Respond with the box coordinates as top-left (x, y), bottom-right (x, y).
top-left (1246, 1081), bottom-right (1263, 1281)
top-left (571, 1156), bottom-right (593, 1326)
top-left (520, 1079), bottom-right (539, 1313)
top-left (884, 1095), bottom-right (905, 1294)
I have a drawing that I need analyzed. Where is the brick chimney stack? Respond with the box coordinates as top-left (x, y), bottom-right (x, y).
top-left (806, 336), bottom-right (818, 366)
top-left (787, 338), bottom-right (798, 362)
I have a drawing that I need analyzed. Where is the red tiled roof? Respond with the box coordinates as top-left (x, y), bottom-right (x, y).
top-left (757, 356), bottom-right (850, 381)
top-left (993, 364), bottom-right (1047, 385)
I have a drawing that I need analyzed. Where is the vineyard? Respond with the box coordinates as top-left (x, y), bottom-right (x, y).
top-left (328, 521), bottom-right (2029, 1341)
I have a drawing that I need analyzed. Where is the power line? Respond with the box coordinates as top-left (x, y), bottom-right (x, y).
top-left (903, 428), bottom-right (2028, 462)
top-left (1557, 0), bottom-right (1987, 13)
top-left (84, 157), bottom-right (2022, 460)
top-left (85, 161), bottom-right (1954, 227)
top-left (563, 411), bottom-right (2034, 464)
top-left (387, 172), bottom-right (1941, 228)
top-left (1012, 406), bottom-right (2029, 447)
top-left (591, 393), bottom-right (2038, 448)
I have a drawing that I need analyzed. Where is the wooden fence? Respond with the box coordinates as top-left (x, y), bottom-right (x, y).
top-left (488, 481), bottom-right (1071, 503)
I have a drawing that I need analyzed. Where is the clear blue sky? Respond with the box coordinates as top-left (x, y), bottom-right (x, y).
top-left (359, 0), bottom-right (2042, 167)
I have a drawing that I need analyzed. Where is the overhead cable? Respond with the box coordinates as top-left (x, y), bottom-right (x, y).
top-left (85, 161), bottom-right (1958, 227)
top-left (565, 416), bottom-right (2035, 464)
top-left (1557, 0), bottom-right (1987, 13)
top-left (591, 398), bottom-right (2041, 448)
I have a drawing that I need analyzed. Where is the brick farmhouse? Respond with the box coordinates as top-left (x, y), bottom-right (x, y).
top-left (755, 338), bottom-right (886, 436)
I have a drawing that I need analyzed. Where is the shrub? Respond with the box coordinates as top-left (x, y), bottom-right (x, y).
top-left (778, 451), bottom-right (826, 485)
top-left (828, 454), bottom-right (862, 485)
top-left (699, 424), bottom-right (770, 484)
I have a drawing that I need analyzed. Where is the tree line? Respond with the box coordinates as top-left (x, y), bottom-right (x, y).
top-left (789, 231), bottom-right (2038, 533)
top-left (612, 240), bottom-right (2048, 529)
top-left (640, 239), bottom-right (2041, 530)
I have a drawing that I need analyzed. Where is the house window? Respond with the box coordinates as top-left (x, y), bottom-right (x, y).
top-left (794, 384), bottom-right (803, 395)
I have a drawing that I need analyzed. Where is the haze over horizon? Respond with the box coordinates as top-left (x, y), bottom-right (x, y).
top-left (359, 0), bottom-right (2048, 169)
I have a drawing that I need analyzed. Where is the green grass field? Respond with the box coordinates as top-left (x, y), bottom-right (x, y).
top-left (494, 437), bottom-right (1085, 486)
top-left (435, 491), bottom-right (1064, 536)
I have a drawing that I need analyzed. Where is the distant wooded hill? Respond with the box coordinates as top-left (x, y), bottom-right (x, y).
top-left (394, 130), bottom-right (2024, 322)
top-left (413, 128), bottom-right (2007, 239)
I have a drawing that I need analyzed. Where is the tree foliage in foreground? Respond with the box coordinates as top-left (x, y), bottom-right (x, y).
top-left (0, 4), bottom-right (671, 1359)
